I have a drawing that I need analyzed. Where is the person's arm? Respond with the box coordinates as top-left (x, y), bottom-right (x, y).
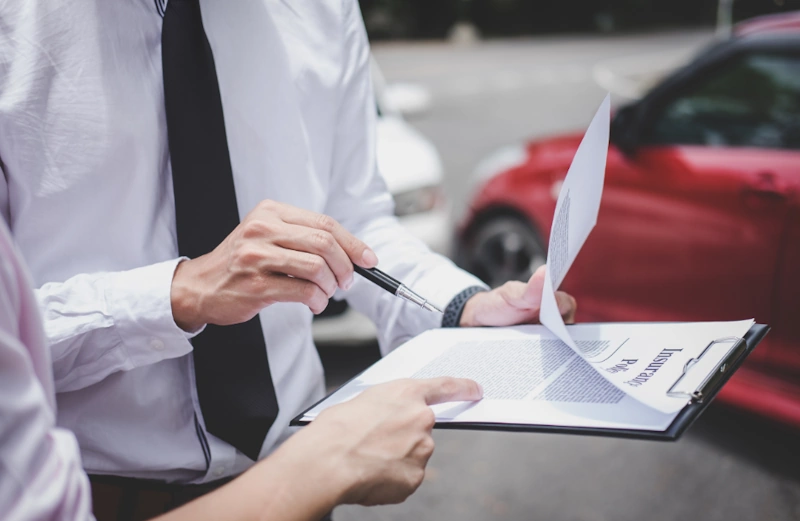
top-left (324, 1), bottom-right (578, 354)
top-left (157, 377), bottom-right (482, 521)
top-left (0, 228), bottom-right (93, 521)
top-left (323, 0), bottom-right (486, 354)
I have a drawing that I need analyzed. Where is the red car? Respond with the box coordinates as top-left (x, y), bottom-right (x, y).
top-left (457, 13), bottom-right (800, 428)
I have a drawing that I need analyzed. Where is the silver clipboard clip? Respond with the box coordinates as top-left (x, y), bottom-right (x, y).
top-left (666, 336), bottom-right (747, 403)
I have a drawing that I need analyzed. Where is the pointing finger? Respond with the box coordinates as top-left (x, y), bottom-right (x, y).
top-left (418, 377), bottom-right (484, 406)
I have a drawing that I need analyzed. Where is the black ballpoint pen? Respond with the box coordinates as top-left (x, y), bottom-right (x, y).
top-left (353, 265), bottom-right (443, 313)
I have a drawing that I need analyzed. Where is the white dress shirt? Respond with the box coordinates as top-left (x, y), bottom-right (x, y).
top-left (0, 0), bottom-right (484, 483)
top-left (0, 220), bottom-right (94, 520)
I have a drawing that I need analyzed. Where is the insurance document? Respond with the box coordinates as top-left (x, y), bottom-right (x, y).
top-left (297, 320), bottom-right (754, 431)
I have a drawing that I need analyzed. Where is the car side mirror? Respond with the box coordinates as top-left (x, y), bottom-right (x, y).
top-left (610, 104), bottom-right (640, 156)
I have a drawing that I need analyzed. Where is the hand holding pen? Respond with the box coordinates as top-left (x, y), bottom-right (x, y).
top-left (170, 200), bottom-right (573, 334)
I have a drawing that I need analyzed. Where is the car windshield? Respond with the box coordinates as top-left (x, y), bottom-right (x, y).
top-left (649, 52), bottom-right (800, 150)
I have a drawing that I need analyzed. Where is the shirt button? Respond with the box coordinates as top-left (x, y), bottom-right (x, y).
top-left (149, 338), bottom-right (165, 351)
top-left (213, 467), bottom-right (226, 478)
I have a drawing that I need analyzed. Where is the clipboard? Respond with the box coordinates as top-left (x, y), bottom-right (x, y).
top-left (292, 324), bottom-right (769, 441)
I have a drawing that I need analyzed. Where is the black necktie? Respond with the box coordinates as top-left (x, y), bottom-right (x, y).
top-left (161, 0), bottom-right (279, 461)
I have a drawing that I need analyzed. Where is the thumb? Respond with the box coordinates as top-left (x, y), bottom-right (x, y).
top-left (521, 265), bottom-right (547, 307)
top-left (418, 377), bottom-right (484, 406)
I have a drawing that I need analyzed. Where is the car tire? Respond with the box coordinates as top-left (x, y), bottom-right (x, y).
top-left (459, 213), bottom-right (546, 288)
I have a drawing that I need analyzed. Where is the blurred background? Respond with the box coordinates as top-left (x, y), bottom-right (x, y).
top-left (314, 1), bottom-right (800, 520)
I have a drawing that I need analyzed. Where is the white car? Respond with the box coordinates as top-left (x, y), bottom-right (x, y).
top-left (311, 62), bottom-right (449, 344)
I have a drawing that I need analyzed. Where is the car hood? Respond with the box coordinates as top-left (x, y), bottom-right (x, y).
top-left (469, 132), bottom-right (584, 188)
top-left (466, 131), bottom-right (585, 211)
top-left (376, 116), bottom-right (443, 194)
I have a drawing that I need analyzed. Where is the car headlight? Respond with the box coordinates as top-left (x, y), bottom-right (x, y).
top-left (393, 185), bottom-right (445, 217)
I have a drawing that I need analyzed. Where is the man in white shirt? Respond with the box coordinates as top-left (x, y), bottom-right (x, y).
top-left (0, 0), bottom-right (575, 517)
top-left (0, 215), bottom-right (485, 521)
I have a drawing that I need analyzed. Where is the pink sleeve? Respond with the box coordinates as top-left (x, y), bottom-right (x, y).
top-left (0, 223), bottom-right (94, 521)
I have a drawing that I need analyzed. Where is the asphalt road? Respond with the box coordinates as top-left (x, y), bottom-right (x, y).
top-left (321, 29), bottom-right (800, 521)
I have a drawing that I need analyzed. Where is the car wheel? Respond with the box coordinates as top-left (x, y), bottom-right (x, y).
top-left (460, 214), bottom-right (546, 289)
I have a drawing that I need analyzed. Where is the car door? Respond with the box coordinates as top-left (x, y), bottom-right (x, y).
top-left (762, 49), bottom-right (800, 372)
top-left (568, 48), bottom-right (800, 364)
top-left (771, 186), bottom-right (800, 373)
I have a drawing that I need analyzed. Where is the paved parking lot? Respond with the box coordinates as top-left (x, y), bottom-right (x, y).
top-left (321, 29), bottom-right (800, 521)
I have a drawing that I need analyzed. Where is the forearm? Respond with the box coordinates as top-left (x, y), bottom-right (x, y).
top-left (325, 1), bottom-right (485, 353)
top-left (36, 259), bottom-right (194, 392)
top-left (156, 374), bottom-right (484, 521)
top-left (157, 430), bottom-right (343, 521)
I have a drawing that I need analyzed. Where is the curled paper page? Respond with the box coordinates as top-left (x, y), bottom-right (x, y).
top-left (539, 94), bottom-right (611, 350)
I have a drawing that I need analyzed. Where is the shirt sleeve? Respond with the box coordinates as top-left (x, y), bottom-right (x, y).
top-left (0, 229), bottom-right (94, 521)
top-left (325, 0), bottom-right (487, 355)
top-left (1, 156), bottom-right (195, 393)
top-left (34, 259), bottom-right (196, 393)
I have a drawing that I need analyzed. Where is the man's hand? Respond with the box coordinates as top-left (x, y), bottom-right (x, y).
top-left (170, 200), bottom-right (378, 332)
top-left (459, 266), bottom-right (577, 327)
top-left (276, 378), bottom-right (483, 508)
